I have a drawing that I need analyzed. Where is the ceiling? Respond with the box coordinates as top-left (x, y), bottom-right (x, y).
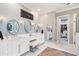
top-left (21, 3), bottom-right (79, 15)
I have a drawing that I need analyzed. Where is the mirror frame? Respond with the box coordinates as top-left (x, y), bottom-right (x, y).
top-left (24, 20), bottom-right (32, 33)
top-left (7, 20), bottom-right (19, 35)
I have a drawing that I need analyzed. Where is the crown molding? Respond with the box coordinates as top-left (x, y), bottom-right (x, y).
top-left (56, 5), bottom-right (79, 13)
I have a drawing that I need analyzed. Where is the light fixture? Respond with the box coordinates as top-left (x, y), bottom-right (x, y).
top-left (19, 20), bottom-right (23, 24)
top-left (37, 9), bottom-right (41, 11)
top-left (0, 16), bottom-right (5, 23)
top-left (44, 14), bottom-right (48, 17)
top-left (38, 24), bottom-right (42, 27)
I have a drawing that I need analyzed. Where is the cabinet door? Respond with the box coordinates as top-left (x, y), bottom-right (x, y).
top-left (0, 42), bottom-right (7, 56)
top-left (20, 37), bottom-right (29, 55)
top-left (0, 44), bottom-right (1, 55)
top-left (41, 34), bottom-right (45, 43)
top-left (38, 34), bottom-right (44, 45)
top-left (7, 41), bottom-right (18, 56)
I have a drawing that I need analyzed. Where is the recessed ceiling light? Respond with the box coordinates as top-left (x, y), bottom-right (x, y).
top-left (44, 14), bottom-right (48, 17)
top-left (37, 9), bottom-right (41, 11)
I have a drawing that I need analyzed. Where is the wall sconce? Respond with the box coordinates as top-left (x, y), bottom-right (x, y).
top-left (38, 24), bottom-right (42, 27)
top-left (0, 16), bottom-right (5, 23)
top-left (19, 20), bottom-right (23, 25)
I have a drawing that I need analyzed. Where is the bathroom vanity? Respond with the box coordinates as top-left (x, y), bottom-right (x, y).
top-left (0, 17), bottom-right (45, 56)
top-left (0, 33), bottom-right (44, 56)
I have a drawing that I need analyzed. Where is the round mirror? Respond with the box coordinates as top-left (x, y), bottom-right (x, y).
top-left (34, 24), bottom-right (39, 32)
top-left (24, 20), bottom-right (31, 33)
top-left (7, 20), bottom-right (19, 35)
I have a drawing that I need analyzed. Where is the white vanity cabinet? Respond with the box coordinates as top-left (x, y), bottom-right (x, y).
top-left (40, 34), bottom-right (45, 44)
top-left (7, 36), bottom-right (30, 56)
top-left (0, 35), bottom-right (30, 56)
top-left (18, 36), bottom-right (30, 55)
top-left (37, 33), bottom-right (44, 45)
top-left (7, 40), bottom-right (18, 56)
top-left (0, 41), bottom-right (7, 56)
top-left (0, 33), bottom-right (44, 56)
top-left (0, 39), bottom-right (19, 56)
top-left (29, 33), bottom-right (45, 47)
top-left (16, 34), bottom-right (30, 55)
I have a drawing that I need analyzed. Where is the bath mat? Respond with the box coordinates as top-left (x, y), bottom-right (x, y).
top-left (38, 47), bottom-right (76, 56)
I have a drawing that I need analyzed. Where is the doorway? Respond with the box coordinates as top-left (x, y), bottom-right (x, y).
top-left (57, 15), bottom-right (70, 45)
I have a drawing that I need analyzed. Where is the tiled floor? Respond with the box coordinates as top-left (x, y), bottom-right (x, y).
top-left (22, 41), bottom-right (76, 56)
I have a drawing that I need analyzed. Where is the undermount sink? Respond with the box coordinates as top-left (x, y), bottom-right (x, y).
top-left (29, 33), bottom-right (36, 36)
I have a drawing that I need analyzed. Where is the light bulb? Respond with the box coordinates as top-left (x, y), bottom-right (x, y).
top-left (19, 20), bottom-right (23, 24)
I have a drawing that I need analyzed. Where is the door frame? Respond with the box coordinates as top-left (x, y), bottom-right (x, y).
top-left (73, 13), bottom-right (79, 46)
top-left (57, 14), bottom-right (70, 45)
